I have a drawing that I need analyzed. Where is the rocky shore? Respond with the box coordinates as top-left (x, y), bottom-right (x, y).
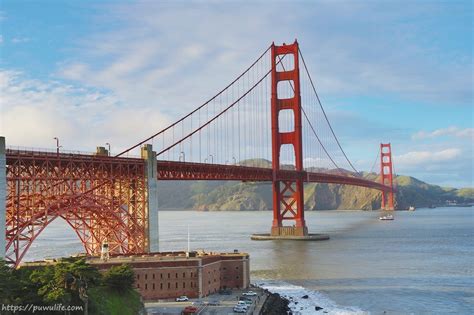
top-left (256, 281), bottom-right (366, 314)
top-left (260, 291), bottom-right (290, 315)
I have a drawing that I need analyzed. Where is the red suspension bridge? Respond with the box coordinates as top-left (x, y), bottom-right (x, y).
top-left (0, 41), bottom-right (395, 266)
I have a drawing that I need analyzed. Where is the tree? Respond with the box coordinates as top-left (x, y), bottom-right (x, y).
top-left (30, 257), bottom-right (101, 315)
top-left (102, 264), bottom-right (135, 292)
top-left (0, 259), bottom-right (15, 304)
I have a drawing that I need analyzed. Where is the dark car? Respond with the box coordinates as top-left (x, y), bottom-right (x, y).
top-left (219, 289), bottom-right (232, 295)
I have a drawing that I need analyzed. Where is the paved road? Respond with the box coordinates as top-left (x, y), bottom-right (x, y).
top-left (145, 288), bottom-right (266, 315)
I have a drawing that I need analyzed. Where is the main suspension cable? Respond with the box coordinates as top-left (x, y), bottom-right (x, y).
top-left (116, 45), bottom-right (272, 157)
top-left (298, 47), bottom-right (358, 173)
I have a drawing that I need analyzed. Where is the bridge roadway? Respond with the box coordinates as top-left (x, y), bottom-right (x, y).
top-left (5, 148), bottom-right (391, 192)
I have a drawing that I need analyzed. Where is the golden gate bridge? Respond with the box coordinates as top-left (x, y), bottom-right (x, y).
top-left (0, 40), bottom-right (395, 266)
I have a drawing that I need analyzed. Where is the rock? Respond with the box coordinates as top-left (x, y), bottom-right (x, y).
top-left (315, 306), bottom-right (324, 311)
top-left (260, 292), bottom-right (291, 315)
top-left (302, 295), bottom-right (309, 299)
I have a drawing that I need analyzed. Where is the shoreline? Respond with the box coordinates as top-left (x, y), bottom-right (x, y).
top-left (254, 281), bottom-right (368, 315)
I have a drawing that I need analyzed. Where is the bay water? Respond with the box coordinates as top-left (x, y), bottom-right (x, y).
top-left (25, 207), bottom-right (473, 314)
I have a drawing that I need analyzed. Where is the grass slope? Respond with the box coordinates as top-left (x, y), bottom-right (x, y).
top-left (88, 287), bottom-right (144, 315)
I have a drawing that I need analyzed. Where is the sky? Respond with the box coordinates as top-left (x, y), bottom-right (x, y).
top-left (0, 0), bottom-right (472, 188)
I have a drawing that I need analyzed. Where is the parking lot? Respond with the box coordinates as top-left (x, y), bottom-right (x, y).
top-left (145, 287), bottom-right (267, 315)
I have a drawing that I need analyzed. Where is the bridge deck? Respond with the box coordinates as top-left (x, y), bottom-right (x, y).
top-left (5, 150), bottom-right (390, 192)
top-left (157, 161), bottom-right (391, 192)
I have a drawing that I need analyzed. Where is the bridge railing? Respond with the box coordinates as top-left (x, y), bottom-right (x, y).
top-left (6, 145), bottom-right (141, 158)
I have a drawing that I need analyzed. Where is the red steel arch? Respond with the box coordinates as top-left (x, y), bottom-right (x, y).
top-left (5, 149), bottom-right (148, 266)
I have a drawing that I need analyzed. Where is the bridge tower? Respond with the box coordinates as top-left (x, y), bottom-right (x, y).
top-left (380, 143), bottom-right (395, 210)
top-left (270, 40), bottom-right (308, 237)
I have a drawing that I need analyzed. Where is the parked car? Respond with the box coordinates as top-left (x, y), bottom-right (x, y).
top-left (207, 300), bottom-right (220, 306)
top-left (176, 296), bottom-right (189, 302)
top-left (242, 291), bottom-right (257, 296)
top-left (236, 301), bottom-right (249, 309)
top-left (239, 296), bottom-right (252, 301)
top-left (233, 306), bottom-right (247, 313)
top-left (238, 298), bottom-right (252, 305)
top-left (182, 306), bottom-right (198, 314)
top-left (219, 289), bottom-right (232, 295)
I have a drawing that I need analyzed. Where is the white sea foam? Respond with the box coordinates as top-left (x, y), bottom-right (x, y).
top-left (255, 281), bottom-right (369, 315)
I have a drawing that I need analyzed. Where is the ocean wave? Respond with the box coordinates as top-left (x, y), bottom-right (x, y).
top-left (255, 280), bottom-right (368, 315)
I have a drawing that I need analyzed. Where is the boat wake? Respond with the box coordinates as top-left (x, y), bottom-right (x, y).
top-left (255, 281), bottom-right (368, 315)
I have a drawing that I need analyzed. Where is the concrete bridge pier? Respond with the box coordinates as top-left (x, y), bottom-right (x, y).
top-left (141, 144), bottom-right (159, 252)
top-left (0, 137), bottom-right (5, 259)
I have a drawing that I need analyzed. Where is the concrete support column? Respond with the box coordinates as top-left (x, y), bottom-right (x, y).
top-left (0, 137), bottom-right (6, 259)
top-left (141, 144), bottom-right (159, 253)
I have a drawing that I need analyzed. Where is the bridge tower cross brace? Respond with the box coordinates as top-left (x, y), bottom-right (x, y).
top-left (270, 41), bottom-right (308, 237)
top-left (380, 143), bottom-right (395, 210)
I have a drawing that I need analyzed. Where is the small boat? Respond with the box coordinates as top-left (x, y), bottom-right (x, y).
top-left (408, 206), bottom-right (415, 211)
top-left (379, 214), bottom-right (394, 220)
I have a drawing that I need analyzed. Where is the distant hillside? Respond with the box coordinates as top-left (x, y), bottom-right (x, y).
top-left (156, 165), bottom-right (473, 210)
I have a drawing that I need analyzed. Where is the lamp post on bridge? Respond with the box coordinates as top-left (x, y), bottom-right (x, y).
top-left (179, 151), bottom-right (185, 162)
top-left (209, 154), bottom-right (213, 164)
top-left (53, 137), bottom-right (62, 155)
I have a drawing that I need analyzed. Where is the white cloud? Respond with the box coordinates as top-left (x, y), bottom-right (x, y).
top-left (11, 37), bottom-right (30, 44)
top-left (412, 127), bottom-right (474, 140)
top-left (395, 148), bottom-right (462, 167)
top-left (0, 70), bottom-right (171, 154)
top-left (57, 3), bottom-right (299, 117)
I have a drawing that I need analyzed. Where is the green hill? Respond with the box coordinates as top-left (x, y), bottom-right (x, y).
top-left (157, 171), bottom-right (473, 211)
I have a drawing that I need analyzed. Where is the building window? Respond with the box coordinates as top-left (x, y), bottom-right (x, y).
top-left (223, 267), bottom-right (227, 270)
top-left (176, 282), bottom-right (178, 289)
top-left (236, 276), bottom-right (240, 279)
top-left (145, 274), bottom-right (147, 280)
top-left (176, 273), bottom-right (178, 278)
top-left (153, 283), bottom-right (155, 290)
top-left (236, 267), bottom-right (239, 270)
top-left (183, 282), bottom-right (185, 289)
top-left (145, 284), bottom-right (147, 290)
top-left (137, 274), bottom-right (140, 280)
top-left (160, 273), bottom-right (163, 279)
top-left (160, 283), bottom-right (163, 290)
top-left (168, 283), bottom-right (170, 289)
top-left (191, 272), bottom-right (193, 277)
top-left (183, 272), bottom-right (185, 278)
top-left (137, 283), bottom-right (140, 288)
top-left (153, 274), bottom-right (155, 280)
top-left (168, 273), bottom-right (170, 279)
